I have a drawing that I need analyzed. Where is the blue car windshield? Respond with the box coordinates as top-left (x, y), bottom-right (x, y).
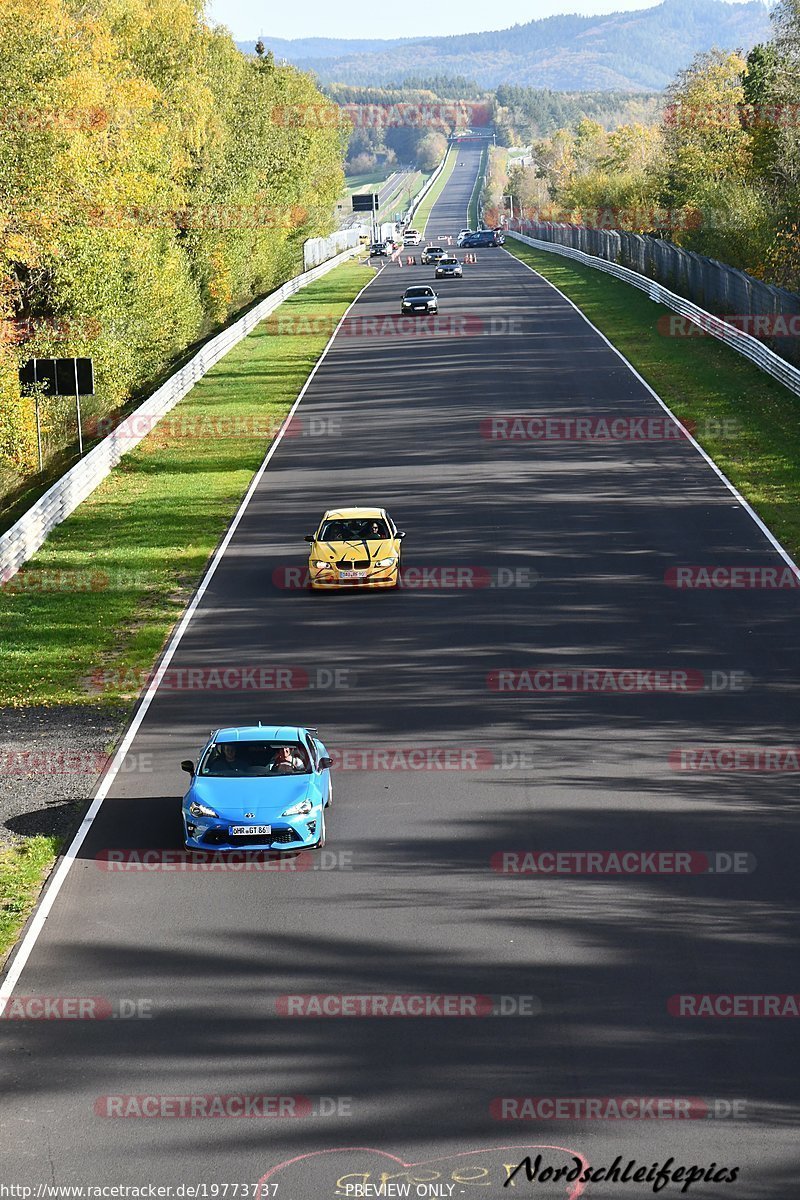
top-left (199, 742), bottom-right (311, 777)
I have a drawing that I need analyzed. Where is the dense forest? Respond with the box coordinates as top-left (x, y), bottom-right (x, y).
top-left (488, 0), bottom-right (800, 293)
top-left (329, 82), bottom-right (662, 172)
top-left (0, 0), bottom-right (346, 485)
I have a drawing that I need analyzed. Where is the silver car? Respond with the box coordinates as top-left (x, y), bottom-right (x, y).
top-left (435, 257), bottom-right (463, 279)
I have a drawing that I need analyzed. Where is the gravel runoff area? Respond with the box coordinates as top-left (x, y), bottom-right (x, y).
top-left (0, 705), bottom-right (128, 847)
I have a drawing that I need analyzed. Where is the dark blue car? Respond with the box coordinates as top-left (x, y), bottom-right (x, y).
top-left (461, 230), bottom-right (504, 248)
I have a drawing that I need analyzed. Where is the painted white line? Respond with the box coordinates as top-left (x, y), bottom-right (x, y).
top-left (504, 244), bottom-right (800, 579)
top-left (0, 262), bottom-right (380, 1011)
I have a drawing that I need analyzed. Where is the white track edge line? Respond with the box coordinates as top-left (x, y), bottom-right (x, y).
top-left (504, 245), bottom-right (800, 579)
top-left (0, 262), bottom-right (379, 1010)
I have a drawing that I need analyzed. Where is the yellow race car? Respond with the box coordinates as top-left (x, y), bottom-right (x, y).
top-left (305, 507), bottom-right (405, 589)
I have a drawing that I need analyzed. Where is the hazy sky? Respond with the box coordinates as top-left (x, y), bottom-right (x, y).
top-left (206, 0), bottom-right (664, 41)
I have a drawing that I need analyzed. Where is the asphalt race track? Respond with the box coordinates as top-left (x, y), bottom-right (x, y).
top-left (2, 140), bottom-right (800, 1197)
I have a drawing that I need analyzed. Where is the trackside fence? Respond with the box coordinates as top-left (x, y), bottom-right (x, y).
top-left (0, 243), bottom-right (363, 584)
top-left (303, 229), bottom-right (361, 270)
top-left (508, 227), bottom-right (800, 398)
top-left (405, 149), bottom-right (450, 224)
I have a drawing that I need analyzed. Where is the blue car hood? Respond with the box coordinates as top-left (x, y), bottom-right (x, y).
top-left (187, 775), bottom-right (317, 820)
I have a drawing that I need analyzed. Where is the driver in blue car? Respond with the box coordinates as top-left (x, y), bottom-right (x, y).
top-left (269, 745), bottom-right (307, 773)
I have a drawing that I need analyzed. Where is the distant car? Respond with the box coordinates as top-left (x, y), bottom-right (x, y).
top-left (435, 256), bottom-right (463, 279)
top-left (403, 229), bottom-right (421, 246)
top-left (181, 725), bottom-right (332, 852)
top-left (369, 242), bottom-right (388, 256)
top-left (401, 285), bottom-right (438, 315)
top-left (305, 506), bottom-right (405, 589)
top-left (461, 230), bottom-right (504, 248)
top-left (456, 230), bottom-right (475, 247)
top-left (421, 245), bottom-right (446, 265)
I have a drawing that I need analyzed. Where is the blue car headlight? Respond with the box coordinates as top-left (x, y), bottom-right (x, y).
top-left (281, 798), bottom-right (313, 817)
top-left (189, 800), bottom-right (219, 819)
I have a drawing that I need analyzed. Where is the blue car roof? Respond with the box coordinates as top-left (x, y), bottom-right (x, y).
top-left (214, 726), bottom-right (307, 743)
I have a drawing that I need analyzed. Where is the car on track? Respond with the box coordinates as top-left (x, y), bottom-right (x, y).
top-left (421, 245), bottom-right (446, 265)
top-left (305, 506), bottom-right (405, 589)
top-left (456, 229), bottom-right (474, 246)
top-left (403, 229), bottom-right (421, 245)
top-left (181, 725), bottom-right (332, 852)
top-left (400, 285), bottom-right (438, 315)
top-left (435, 256), bottom-right (463, 279)
top-left (369, 241), bottom-right (389, 256)
top-left (461, 229), bottom-right (505, 248)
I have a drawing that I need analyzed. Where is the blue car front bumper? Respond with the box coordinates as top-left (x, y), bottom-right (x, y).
top-left (182, 812), bottom-right (323, 852)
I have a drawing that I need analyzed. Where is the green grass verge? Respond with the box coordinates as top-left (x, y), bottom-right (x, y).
top-left (0, 256), bottom-right (371, 708)
top-left (467, 145), bottom-right (487, 229)
top-left (344, 169), bottom-right (393, 196)
top-left (0, 836), bottom-right (61, 961)
top-left (380, 170), bottom-right (426, 218)
top-left (413, 148), bottom-right (459, 237)
top-left (506, 238), bottom-right (800, 562)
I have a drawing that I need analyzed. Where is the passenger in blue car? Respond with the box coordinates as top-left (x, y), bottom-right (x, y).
top-left (211, 743), bottom-right (243, 774)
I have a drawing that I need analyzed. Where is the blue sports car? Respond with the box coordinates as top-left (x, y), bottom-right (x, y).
top-left (181, 725), bottom-right (332, 852)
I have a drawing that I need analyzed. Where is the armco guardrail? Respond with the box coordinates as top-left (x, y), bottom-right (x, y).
top-left (0, 243), bottom-right (363, 585)
top-left (508, 229), bottom-right (800, 399)
top-left (405, 149), bottom-right (449, 224)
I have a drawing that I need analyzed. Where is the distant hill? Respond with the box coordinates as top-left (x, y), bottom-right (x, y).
top-left (237, 36), bottom-right (420, 60)
top-left (239, 0), bottom-right (772, 91)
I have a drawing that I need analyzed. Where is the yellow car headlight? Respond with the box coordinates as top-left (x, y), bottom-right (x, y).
top-left (375, 557), bottom-right (398, 568)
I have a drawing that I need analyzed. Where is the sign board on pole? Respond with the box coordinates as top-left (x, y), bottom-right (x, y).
top-left (351, 193), bottom-right (379, 213)
top-left (19, 357), bottom-right (95, 396)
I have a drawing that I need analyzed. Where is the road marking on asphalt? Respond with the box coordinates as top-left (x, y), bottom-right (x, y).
top-left (0, 264), bottom-right (380, 1012)
top-left (505, 245), bottom-right (800, 581)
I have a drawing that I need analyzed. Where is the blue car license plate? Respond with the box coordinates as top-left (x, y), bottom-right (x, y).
top-left (230, 825), bottom-right (271, 836)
